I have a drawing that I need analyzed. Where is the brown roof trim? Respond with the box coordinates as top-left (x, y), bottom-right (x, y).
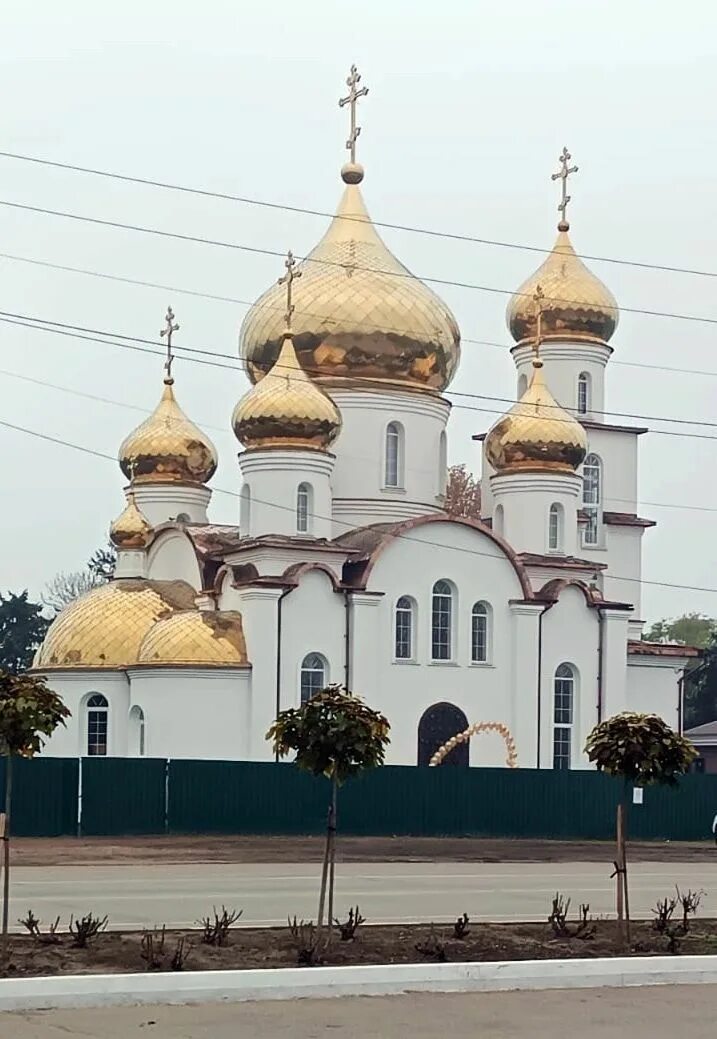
top-left (532, 577), bottom-right (633, 611)
top-left (628, 640), bottom-right (701, 658)
top-left (518, 552), bottom-right (608, 572)
top-left (603, 512), bottom-right (656, 529)
top-left (580, 420), bottom-right (649, 435)
top-left (282, 561), bottom-right (344, 592)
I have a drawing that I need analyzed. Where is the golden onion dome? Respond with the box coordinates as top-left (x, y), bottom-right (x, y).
top-left (233, 330), bottom-right (341, 451)
top-left (109, 493), bottom-right (153, 550)
top-left (137, 610), bottom-right (248, 667)
top-left (119, 379), bottom-right (218, 485)
top-left (33, 580), bottom-right (197, 670)
top-left (485, 358), bottom-right (588, 474)
top-left (506, 225), bottom-right (619, 346)
top-left (239, 168), bottom-right (461, 393)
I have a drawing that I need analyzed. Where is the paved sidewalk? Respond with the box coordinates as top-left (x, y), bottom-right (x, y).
top-left (3, 986), bottom-right (717, 1037)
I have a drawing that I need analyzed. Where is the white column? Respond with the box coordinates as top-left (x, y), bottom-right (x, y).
top-left (600, 607), bottom-right (630, 720)
top-left (512, 341), bottom-right (612, 419)
top-left (238, 450), bottom-right (335, 540)
top-left (348, 592), bottom-right (383, 697)
top-left (491, 472), bottom-right (583, 556)
top-left (509, 602), bottom-right (544, 768)
top-left (231, 586), bottom-right (283, 758)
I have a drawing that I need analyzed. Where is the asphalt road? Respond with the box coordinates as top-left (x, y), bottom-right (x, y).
top-left (4, 987), bottom-right (717, 1038)
top-left (8, 859), bottom-right (717, 930)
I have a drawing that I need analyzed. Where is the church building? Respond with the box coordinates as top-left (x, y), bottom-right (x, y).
top-left (31, 69), bottom-right (695, 769)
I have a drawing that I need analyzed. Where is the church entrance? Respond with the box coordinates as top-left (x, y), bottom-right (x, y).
top-left (417, 702), bottom-right (469, 767)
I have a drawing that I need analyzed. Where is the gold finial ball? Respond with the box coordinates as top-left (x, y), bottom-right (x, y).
top-left (341, 161), bottom-right (365, 185)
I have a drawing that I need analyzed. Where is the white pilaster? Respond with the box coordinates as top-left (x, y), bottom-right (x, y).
top-left (509, 602), bottom-right (544, 768)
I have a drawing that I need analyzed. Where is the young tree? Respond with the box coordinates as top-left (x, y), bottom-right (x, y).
top-left (585, 712), bottom-right (697, 945)
top-left (43, 542), bottom-right (116, 616)
top-left (444, 464), bottom-right (482, 520)
top-left (0, 592), bottom-right (50, 674)
top-left (267, 686), bottom-right (390, 946)
top-left (0, 671), bottom-right (70, 955)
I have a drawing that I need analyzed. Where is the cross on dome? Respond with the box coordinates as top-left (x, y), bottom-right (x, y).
top-left (278, 250), bottom-right (302, 331)
top-left (551, 147), bottom-right (578, 231)
top-left (338, 64), bottom-right (369, 184)
top-left (160, 305), bottom-right (180, 383)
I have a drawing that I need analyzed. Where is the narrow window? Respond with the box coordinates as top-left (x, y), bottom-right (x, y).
top-left (548, 503), bottom-right (563, 552)
top-left (471, 602), bottom-right (490, 663)
top-left (582, 454), bottom-right (601, 546)
top-left (129, 705), bottom-right (145, 757)
top-left (493, 504), bottom-right (504, 536)
top-left (300, 653), bottom-right (327, 705)
top-left (431, 580), bottom-right (453, 661)
top-left (296, 483), bottom-right (311, 534)
top-left (553, 664), bottom-right (575, 770)
top-left (240, 484), bottom-right (251, 533)
top-left (438, 431), bottom-right (448, 497)
top-left (395, 596), bottom-right (415, 660)
top-left (87, 694), bottom-right (108, 757)
top-left (577, 373), bottom-right (590, 415)
top-left (385, 422), bottom-right (403, 488)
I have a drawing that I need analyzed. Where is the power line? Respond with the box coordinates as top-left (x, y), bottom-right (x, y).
top-left (0, 148), bottom-right (714, 280)
top-left (2, 248), bottom-right (717, 382)
top-left (0, 415), bottom-right (714, 598)
top-left (4, 197), bottom-right (717, 330)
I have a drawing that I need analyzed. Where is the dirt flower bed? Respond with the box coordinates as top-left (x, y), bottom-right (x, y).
top-left (4, 918), bottom-right (717, 979)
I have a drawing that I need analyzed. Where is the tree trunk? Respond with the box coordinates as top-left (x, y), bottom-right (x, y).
top-left (1, 754), bottom-right (13, 959)
top-left (316, 801), bottom-right (331, 939)
top-left (615, 800), bottom-right (627, 948)
top-left (622, 792), bottom-right (631, 945)
top-left (326, 773), bottom-right (338, 948)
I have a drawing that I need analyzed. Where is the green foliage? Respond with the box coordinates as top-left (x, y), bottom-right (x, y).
top-left (0, 592), bottom-right (50, 674)
top-left (585, 712), bottom-right (697, 787)
top-left (685, 639), bottom-right (717, 730)
top-left (444, 464), bottom-right (481, 520)
top-left (0, 671), bottom-right (71, 757)
top-left (267, 685), bottom-right (390, 784)
top-left (643, 613), bottom-right (716, 649)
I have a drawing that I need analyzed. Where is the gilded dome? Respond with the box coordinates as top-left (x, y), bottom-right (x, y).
top-left (239, 171), bottom-right (461, 393)
top-left (109, 494), bottom-right (153, 549)
top-left (507, 226), bottom-right (619, 346)
top-left (119, 379), bottom-right (217, 485)
top-left (33, 580), bottom-right (197, 670)
top-left (137, 610), bottom-right (248, 667)
top-left (485, 359), bottom-right (588, 474)
top-left (233, 331), bottom-right (341, 451)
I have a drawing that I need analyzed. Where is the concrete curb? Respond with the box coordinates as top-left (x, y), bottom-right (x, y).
top-left (2, 956), bottom-right (717, 1011)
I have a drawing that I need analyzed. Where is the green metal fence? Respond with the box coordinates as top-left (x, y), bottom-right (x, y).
top-left (0, 757), bottom-right (715, 841)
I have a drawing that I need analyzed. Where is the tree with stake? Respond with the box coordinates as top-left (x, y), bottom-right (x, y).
top-left (0, 670), bottom-right (70, 957)
top-left (585, 712), bottom-right (697, 946)
top-left (267, 686), bottom-right (390, 948)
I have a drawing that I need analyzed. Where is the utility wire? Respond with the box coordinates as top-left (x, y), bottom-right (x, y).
top-left (0, 149), bottom-right (714, 280)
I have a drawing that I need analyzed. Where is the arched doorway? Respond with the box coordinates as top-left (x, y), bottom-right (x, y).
top-left (418, 703), bottom-right (469, 767)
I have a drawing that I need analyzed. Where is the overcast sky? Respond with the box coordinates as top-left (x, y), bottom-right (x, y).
top-left (1, 0), bottom-right (716, 623)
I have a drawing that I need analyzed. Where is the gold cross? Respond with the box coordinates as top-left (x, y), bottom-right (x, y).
top-left (278, 250), bottom-right (301, 330)
top-left (551, 147), bottom-right (578, 228)
top-left (160, 305), bottom-right (179, 381)
top-left (339, 64), bottom-right (369, 164)
top-left (532, 285), bottom-right (546, 358)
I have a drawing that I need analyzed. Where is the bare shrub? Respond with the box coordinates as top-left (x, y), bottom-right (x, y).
top-left (68, 912), bottom-right (108, 948)
top-left (652, 895), bottom-right (677, 934)
top-left (198, 906), bottom-right (242, 947)
top-left (140, 926), bottom-right (166, 970)
top-left (415, 924), bottom-right (447, 962)
top-left (170, 936), bottom-right (191, 971)
top-left (547, 893), bottom-right (571, 937)
top-left (453, 913), bottom-right (470, 940)
top-left (334, 906), bottom-right (365, 942)
top-left (18, 910), bottom-right (61, 945)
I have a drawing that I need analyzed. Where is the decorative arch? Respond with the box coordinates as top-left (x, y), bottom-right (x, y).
top-left (418, 703), bottom-right (469, 767)
top-left (282, 561), bottom-right (342, 592)
top-left (429, 721), bottom-right (518, 768)
top-left (537, 577), bottom-right (603, 608)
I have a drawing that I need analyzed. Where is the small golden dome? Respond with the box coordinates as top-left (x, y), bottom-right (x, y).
top-left (137, 610), bottom-right (248, 667)
top-left (119, 380), bottom-right (217, 485)
top-left (239, 175), bottom-right (461, 393)
top-left (33, 580), bottom-right (197, 670)
top-left (507, 226), bottom-right (619, 346)
top-left (109, 494), bottom-right (153, 550)
top-left (233, 331), bottom-right (341, 451)
top-left (485, 359), bottom-right (588, 474)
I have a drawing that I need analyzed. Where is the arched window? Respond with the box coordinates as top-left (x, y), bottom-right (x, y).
top-left (384, 422), bottom-right (404, 489)
top-left (577, 372), bottom-right (590, 415)
top-left (86, 694), bottom-right (108, 757)
top-left (240, 484), bottom-right (251, 533)
top-left (517, 373), bottom-right (528, 398)
top-left (471, 602), bottom-right (491, 663)
top-left (300, 653), bottom-right (327, 705)
top-left (553, 664), bottom-right (575, 770)
top-left (438, 431), bottom-right (448, 497)
top-left (548, 502), bottom-right (564, 552)
top-left (493, 504), bottom-right (504, 536)
top-left (582, 454), bottom-right (602, 546)
top-left (394, 596), bottom-right (415, 660)
top-left (129, 706), bottom-right (145, 757)
top-left (431, 580), bottom-right (454, 661)
top-left (296, 483), bottom-right (312, 534)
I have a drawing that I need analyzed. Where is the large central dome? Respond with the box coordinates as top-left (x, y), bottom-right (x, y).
top-left (239, 169), bottom-right (461, 394)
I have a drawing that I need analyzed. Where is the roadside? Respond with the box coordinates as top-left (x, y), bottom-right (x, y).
top-left (11, 834), bottom-right (717, 867)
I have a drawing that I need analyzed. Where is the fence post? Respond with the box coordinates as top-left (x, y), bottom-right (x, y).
top-left (164, 759), bottom-right (171, 834)
top-left (76, 756), bottom-right (83, 838)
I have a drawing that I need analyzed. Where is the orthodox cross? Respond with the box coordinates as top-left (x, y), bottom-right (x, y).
top-left (339, 64), bottom-right (369, 164)
top-left (551, 147), bottom-right (578, 227)
top-left (532, 285), bottom-right (546, 358)
top-left (160, 306), bottom-right (179, 381)
top-left (278, 250), bottom-right (301, 329)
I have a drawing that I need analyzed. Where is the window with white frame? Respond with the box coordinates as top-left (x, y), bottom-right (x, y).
top-left (553, 663), bottom-right (575, 770)
top-left (384, 422), bottom-right (403, 488)
top-left (296, 482), bottom-right (312, 534)
top-left (548, 502), bottom-right (564, 552)
top-left (129, 705), bottom-right (145, 757)
top-left (471, 602), bottom-right (490, 663)
top-left (577, 372), bottom-right (590, 415)
top-left (300, 653), bottom-right (327, 705)
top-left (582, 454), bottom-right (601, 546)
top-left (394, 596), bottom-right (415, 660)
top-left (87, 694), bottom-right (108, 756)
top-left (431, 580), bottom-right (454, 661)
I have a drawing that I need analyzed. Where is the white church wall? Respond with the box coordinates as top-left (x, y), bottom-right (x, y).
top-left (581, 427), bottom-right (639, 521)
top-left (238, 450), bottom-right (335, 540)
top-left (281, 569), bottom-right (346, 706)
top-left (601, 525), bottom-right (643, 613)
top-left (38, 671), bottom-right (130, 757)
top-left (626, 659), bottom-right (682, 731)
top-left (147, 530), bottom-right (202, 588)
top-left (512, 341), bottom-right (611, 418)
top-left (361, 520), bottom-right (527, 768)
